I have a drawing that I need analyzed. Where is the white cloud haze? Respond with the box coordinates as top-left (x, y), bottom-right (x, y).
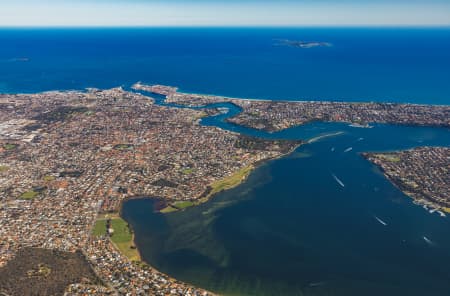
top-left (0, 1), bottom-right (449, 27)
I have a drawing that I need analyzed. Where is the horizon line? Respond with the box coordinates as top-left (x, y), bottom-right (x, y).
top-left (1, 25), bottom-right (450, 29)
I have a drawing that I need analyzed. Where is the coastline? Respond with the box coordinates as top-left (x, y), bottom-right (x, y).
top-left (133, 82), bottom-right (450, 108)
top-left (378, 169), bottom-right (449, 216)
top-left (87, 142), bottom-right (302, 294)
top-left (362, 148), bottom-right (450, 217)
top-left (90, 211), bottom-right (217, 295)
top-left (88, 135), bottom-right (302, 268)
top-left (143, 141), bottom-right (302, 214)
top-left (93, 212), bottom-right (142, 262)
top-left (133, 83), bottom-right (450, 134)
top-left (109, 141), bottom-right (302, 262)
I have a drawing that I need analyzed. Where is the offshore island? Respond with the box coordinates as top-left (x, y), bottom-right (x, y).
top-left (0, 83), bottom-right (449, 295)
top-left (275, 39), bottom-right (333, 48)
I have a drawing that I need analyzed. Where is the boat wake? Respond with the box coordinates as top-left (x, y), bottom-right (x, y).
top-left (308, 281), bottom-right (326, 287)
top-left (374, 215), bottom-right (388, 226)
top-left (307, 131), bottom-right (344, 144)
top-left (423, 236), bottom-right (435, 246)
top-left (331, 173), bottom-right (345, 187)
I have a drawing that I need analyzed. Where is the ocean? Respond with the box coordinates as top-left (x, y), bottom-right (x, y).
top-left (1, 28), bottom-right (450, 104)
top-left (1, 28), bottom-right (450, 296)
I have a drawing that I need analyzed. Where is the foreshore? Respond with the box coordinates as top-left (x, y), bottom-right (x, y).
top-left (363, 147), bottom-right (450, 216)
top-left (159, 140), bottom-right (302, 213)
top-left (100, 139), bottom-right (303, 292)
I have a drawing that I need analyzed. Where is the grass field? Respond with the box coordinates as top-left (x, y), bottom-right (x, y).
top-left (20, 190), bottom-right (39, 200)
top-left (160, 206), bottom-right (178, 213)
top-left (159, 166), bottom-right (254, 214)
top-left (378, 154), bottom-right (401, 162)
top-left (182, 168), bottom-right (194, 174)
top-left (160, 200), bottom-right (195, 213)
top-left (110, 217), bottom-right (140, 261)
top-left (92, 219), bottom-right (107, 237)
top-left (43, 175), bottom-right (56, 182)
top-left (3, 143), bottom-right (18, 150)
top-left (208, 165), bottom-right (253, 198)
top-left (0, 165), bottom-right (9, 172)
top-left (174, 201), bottom-right (195, 209)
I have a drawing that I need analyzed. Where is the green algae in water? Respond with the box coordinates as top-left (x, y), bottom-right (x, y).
top-left (122, 123), bottom-right (450, 296)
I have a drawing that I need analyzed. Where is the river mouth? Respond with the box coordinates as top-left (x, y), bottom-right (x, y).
top-left (122, 89), bottom-right (450, 296)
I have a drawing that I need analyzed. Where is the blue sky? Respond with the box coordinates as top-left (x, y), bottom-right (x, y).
top-left (0, 0), bottom-right (449, 27)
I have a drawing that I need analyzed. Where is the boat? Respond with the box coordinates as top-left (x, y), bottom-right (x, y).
top-left (374, 215), bottom-right (387, 226)
top-left (428, 208), bottom-right (446, 217)
top-left (331, 147), bottom-right (335, 152)
top-left (349, 123), bottom-right (373, 128)
top-left (344, 147), bottom-right (353, 152)
top-left (332, 173), bottom-right (345, 187)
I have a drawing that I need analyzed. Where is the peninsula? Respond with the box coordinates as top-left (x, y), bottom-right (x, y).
top-left (363, 147), bottom-right (450, 215)
top-left (133, 83), bottom-right (450, 132)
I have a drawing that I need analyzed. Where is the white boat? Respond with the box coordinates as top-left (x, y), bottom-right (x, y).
top-left (357, 137), bottom-right (364, 141)
top-left (332, 174), bottom-right (345, 187)
top-left (331, 147), bottom-right (335, 152)
top-left (344, 147), bottom-right (353, 153)
top-left (438, 211), bottom-right (446, 217)
top-left (374, 215), bottom-right (388, 226)
top-left (349, 123), bottom-right (373, 128)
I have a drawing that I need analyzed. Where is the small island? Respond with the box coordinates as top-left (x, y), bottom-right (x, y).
top-left (275, 39), bottom-right (332, 48)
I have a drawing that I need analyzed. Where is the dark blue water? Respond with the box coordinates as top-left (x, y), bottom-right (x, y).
top-left (2, 28), bottom-right (450, 295)
top-left (1, 28), bottom-right (450, 104)
top-left (125, 86), bottom-right (450, 295)
top-left (122, 121), bottom-right (450, 296)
